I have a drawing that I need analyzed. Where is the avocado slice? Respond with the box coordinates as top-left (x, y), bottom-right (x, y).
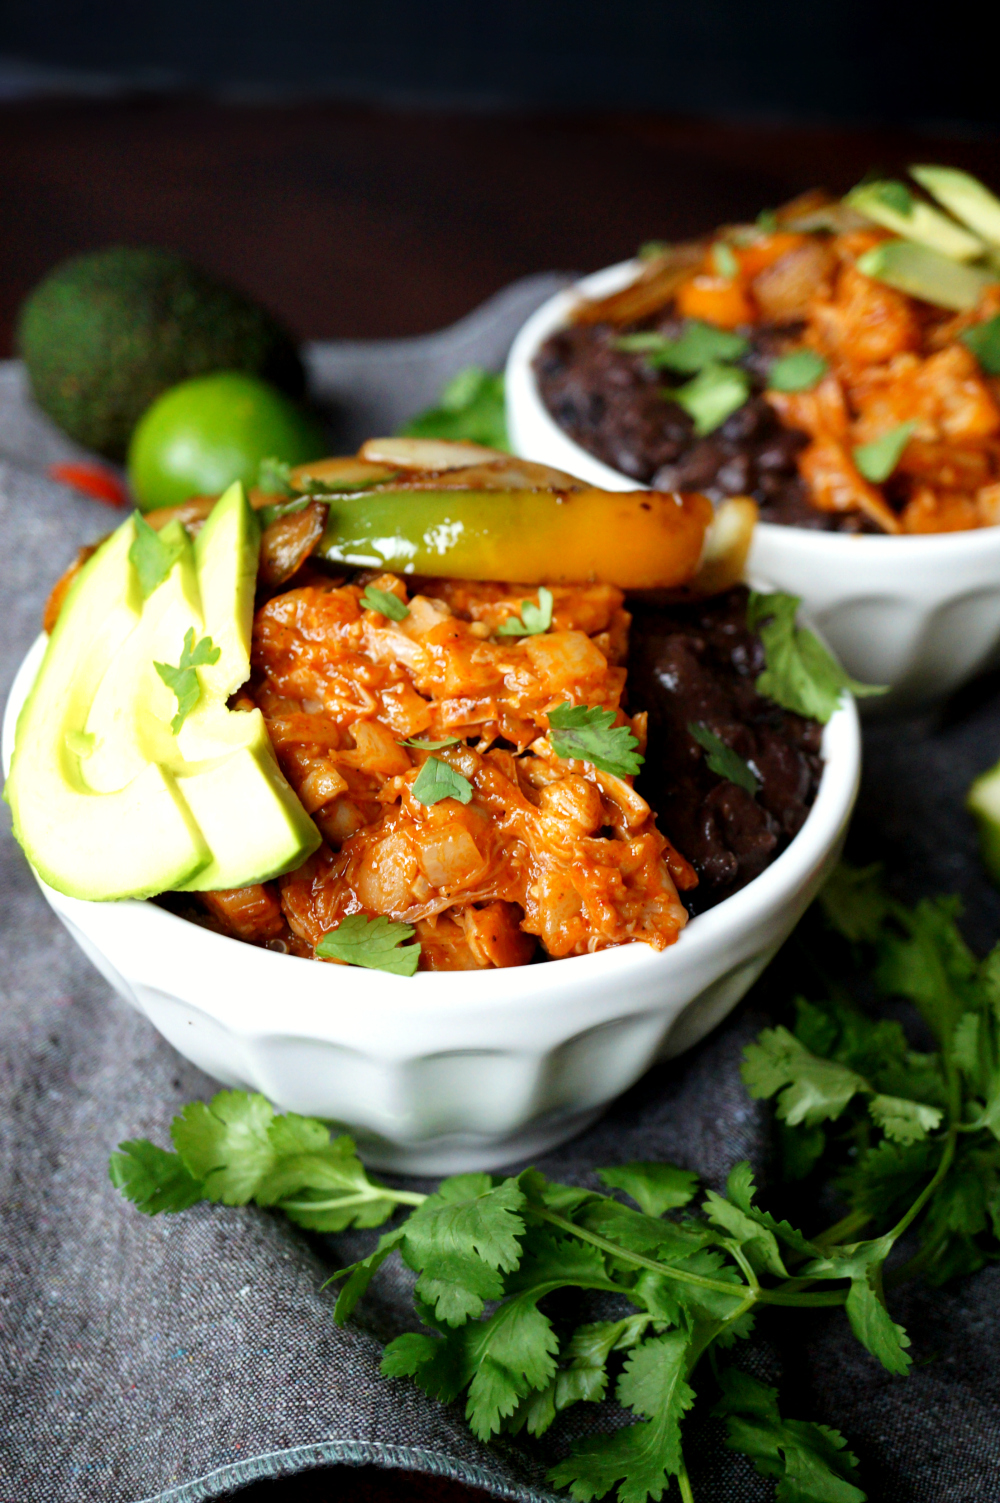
top-left (856, 240), bottom-right (994, 312)
top-left (968, 760), bottom-right (1000, 885)
top-left (847, 181), bottom-right (985, 262)
top-left (7, 482), bottom-right (320, 901)
top-left (5, 518), bottom-right (212, 899)
top-left (910, 166), bottom-right (1000, 251)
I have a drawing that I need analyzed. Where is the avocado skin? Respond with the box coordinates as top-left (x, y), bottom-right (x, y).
top-left (17, 246), bottom-right (305, 461)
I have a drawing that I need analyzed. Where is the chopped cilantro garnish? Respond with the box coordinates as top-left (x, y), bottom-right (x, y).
top-left (411, 756), bottom-right (474, 806)
top-left (748, 590), bottom-right (887, 721)
top-left (316, 914), bottom-right (421, 976)
top-left (620, 321), bottom-right (748, 373)
top-left (711, 241), bottom-right (740, 279)
top-left (853, 422), bottom-right (916, 483)
top-left (360, 585), bottom-right (409, 621)
top-left (688, 722), bottom-right (759, 795)
top-left (756, 207), bottom-right (779, 232)
top-left (256, 495), bottom-right (315, 528)
top-left (400, 735), bottom-right (462, 750)
top-left (257, 456), bottom-right (295, 497)
top-left (960, 314), bottom-right (1000, 376)
top-left (672, 362), bottom-right (750, 436)
top-left (129, 512), bottom-right (186, 600)
top-left (495, 587), bottom-right (553, 637)
top-left (547, 701), bottom-right (643, 778)
top-left (638, 239), bottom-right (669, 260)
top-left (768, 349), bottom-right (829, 392)
top-left (154, 627), bottom-right (221, 734)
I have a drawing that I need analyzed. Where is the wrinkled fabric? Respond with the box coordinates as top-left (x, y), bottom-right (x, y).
top-left (1, 275), bottom-right (998, 1503)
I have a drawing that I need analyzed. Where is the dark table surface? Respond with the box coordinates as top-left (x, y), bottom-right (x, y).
top-left (1, 96), bottom-right (996, 1503)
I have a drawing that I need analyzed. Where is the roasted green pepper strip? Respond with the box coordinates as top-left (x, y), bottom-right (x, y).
top-left (315, 486), bottom-right (712, 588)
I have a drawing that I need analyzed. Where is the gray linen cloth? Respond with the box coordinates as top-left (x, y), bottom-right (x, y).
top-left (2, 274), bottom-right (999, 1503)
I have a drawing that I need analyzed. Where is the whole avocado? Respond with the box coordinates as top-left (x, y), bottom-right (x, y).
top-left (17, 246), bottom-right (305, 461)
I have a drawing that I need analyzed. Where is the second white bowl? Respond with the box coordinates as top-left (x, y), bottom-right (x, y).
top-left (506, 260), bottom-right (1000, 713)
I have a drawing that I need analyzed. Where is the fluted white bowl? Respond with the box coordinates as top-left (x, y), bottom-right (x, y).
top-left (507, 260), bottom-right (1000, 713)
top-left (3, 631), bottom-right (859, 1174)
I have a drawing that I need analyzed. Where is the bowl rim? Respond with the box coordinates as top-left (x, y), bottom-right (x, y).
top-left (505, 256), bottom-right (1000, 557)
top-left (3, 627), bottom-right (860, 1019)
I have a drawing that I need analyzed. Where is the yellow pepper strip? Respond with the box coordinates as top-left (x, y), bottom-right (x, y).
top-left (315, 486), bottom-right (713, 589)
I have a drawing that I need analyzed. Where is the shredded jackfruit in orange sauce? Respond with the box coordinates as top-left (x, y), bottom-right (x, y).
top-left (649, 225), bottom-right (1000, 533)
top-left (210, 574), bottom-right (695, 971)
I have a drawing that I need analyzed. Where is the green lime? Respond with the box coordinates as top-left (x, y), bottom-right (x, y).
top-left (127, 370), bottom-right (326, 510)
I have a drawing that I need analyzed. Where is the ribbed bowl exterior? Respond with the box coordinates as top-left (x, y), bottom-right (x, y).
top-left (4, 634), bottom-right (859, 1173)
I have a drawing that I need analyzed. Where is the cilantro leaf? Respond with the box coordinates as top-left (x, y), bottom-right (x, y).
top-left (548, 1333), bottom-right (695, 1503)
top-left (254, 1125), bottom-right (400, 1231)
top-left (712, 242), bottom-right (740, 280)
top-left (331, 1226), bottom-right (407, 1323)
top-left (154, 627), bottom-right (221, 734)
top-left (804, 1235), bottom-right (912, 1376)
top-left (768, 349), bottom-right (829, 392)
top-left (960, 314), bottom-right (1000, 376)
top-left (742, 1026), bottom-right (866, 1127)
top-left (867, 1095), bottom-right (943, 1145)
top-left (597, 1162), bottom-right (699, 1217)
top-left (874, 895), bottom-right (978, 1048)
top-left (723, 1161), bottom-right (820, 1259)
top-left (360, 585), bottom-right (409, 621)
top-left (170, 1090), bottom-right (276, 1205)
top-left (108, 1139), bottom-right (205, 1214)
top-left (703, 1185), bottom-right (790, 1278)
top-left (400, 735), bottom-right (461, 750)
top-left (547, 702), bottom-right (643, 778)
top-left (747, 590), bottom-right (887, 721)
top-left (714, 1367), bottom-right (867, 1503)
top-left (257, 455), bottom-right (295, 496)
top-left (399, 367), bottom-right (508, 450)
top-left (410, 756), bottom-right (474, 806)
top-left (257, 494), bottom-right (314, 527)
top-left (852, 422), bottom-right (916, 483)
top-left (399, 1174), bottom-right (527, 1329)
top-left (620, 321), bottom-right (749, 372)
top-left (129, 512), bottom-right (187, 600)
top-left (672, 362), bottom-right (750, 436)
top-left (316, 914), bottom-right (420, 976)
top-left (688, 721), bottom-right (759, 795)
top-left (508, 1317), bottom-right (650, 1437)
top-left (819, 862), bottom-right (894, 944)
top-left (495, 586), bottom-right (554, 637)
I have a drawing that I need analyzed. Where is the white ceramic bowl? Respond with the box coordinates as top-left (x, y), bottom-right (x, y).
top-left (507, 260), bottom-right (1000, 714)
top-left (3, 632), bottom-right (859, 1175)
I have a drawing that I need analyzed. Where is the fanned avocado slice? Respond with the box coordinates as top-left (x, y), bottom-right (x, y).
top-left (856, 240), bottom-right (994, 312)
top-left (847, 180), bottom-right (985, 262)
top-left (6, 481), bottom-right (320, 901)
top-left (910, 166), bottom-right (1000, 251)
top-left (4, 519), bottom-right (212, 899)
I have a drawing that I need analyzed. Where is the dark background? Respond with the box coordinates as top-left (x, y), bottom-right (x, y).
top-left (1, 6), bottom-right (998, 1501)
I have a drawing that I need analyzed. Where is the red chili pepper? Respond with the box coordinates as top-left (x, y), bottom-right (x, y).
top-left (48, 462), bottom-right (130, 508)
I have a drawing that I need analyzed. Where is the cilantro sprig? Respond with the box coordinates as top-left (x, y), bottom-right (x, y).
top-left (360, 585), bottom-right (409, 621)
top-left (748, 590), bottom-right (887, 721)
top-left (495, 586), bottom-right (554, 638)
top-left (548, 702), bottom-right (643, 778)
top-left (154, 628), bottom-right (220, 734)
top-left (688, 721), bottom-right (759, 795)
top-left (411, 756), bottom-right (474, 805)
top-left (112, 870), bottom-right (1000, 1503)
top-left (129, 512), bottom-right (186, 600)
top-left (316, 914), bottom-right (420, 976)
